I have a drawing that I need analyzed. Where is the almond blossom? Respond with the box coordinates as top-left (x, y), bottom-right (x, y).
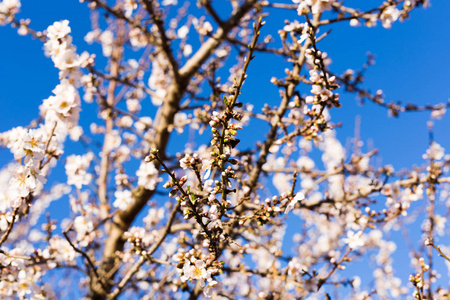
top-left (0, 1), bottom-right (448, 300)
top-left (380, 6), bottom-right (401, 29)
top-left (0, 0), bottom-right (21, 25)
top-left (343, 230), bottom-right (365, 250)
top-left (65, 153), bottom-right (93, 189)
top-left (137, 161), bottom-right (160, 190)
top-left (113, 189), bottom-right (134, 210)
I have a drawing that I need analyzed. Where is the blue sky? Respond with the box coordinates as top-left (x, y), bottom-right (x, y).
top-left (1, 0), bottom-right (450, 298)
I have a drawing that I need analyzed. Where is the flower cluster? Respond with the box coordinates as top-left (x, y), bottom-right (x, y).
top-left (304, 50), bottom-right (340, 107)
top-left (41, 20), bottom-right (87, 139)
top-left (177, 253), bottom-right (222, 298)
top-left (0, 127), bottom-right (47, 207)
top-left (0, 23), bottom-right (93, 299)
top-left (295, 0), bottom-right (336, 15)
top-left (380, 6), bottom-right (401, 29)
top-left (201, 204), bottom-right (223, 231)
top-left (343, 230), bottom-right (365, 249)
top-left (65, 153), bottom-right (93, 189)
top-left (423, 141), bottom-right (445, 161)
top-left (44, 235), bottom-right (78, 265)
top-left (0, 257), bottom-right (57, 299)
top-left (179, 153), bottom-right (204, 170)
top-left (41, 80), bottom-right (81, 128)
top-left (347, 2), bottom-right (415, 29)
top-left (0, 0), bottom-right (20, 25)
top-left (124, 226), bottom-right (157, 250)
top-left (136, 161), bottom-right (160, 190)
top-left (210, 111), bottom-right (243, 157)
top-left (44, 20), bottom-right (89, 83)
top-left (113, 189), bottom-right (134, 210)
top-left (148, 53), bottom-right (171, 106)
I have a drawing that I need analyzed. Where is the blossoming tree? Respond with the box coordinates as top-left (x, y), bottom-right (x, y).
top-left (0, 0), bottom-right (449, 299)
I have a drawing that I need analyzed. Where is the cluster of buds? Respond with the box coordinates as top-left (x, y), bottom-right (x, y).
top-left (409, 256), bottom-right (430, 298)
top-left (210, 112), bottom-right (243, 153)
top-left (209, 151), bottom-right (239, 171)
top-left (201, 204), bottom-right (224, 232)
top-left (179, 195), bottom-right (202, 220)
top-left (418, 257), bottom-right (430, 272)
top-left (180, 153), bottom-right (203, 170)
top-left (250, 194), bottom-right (288, 226)
top-left (212, 165), bottom-right (236, 190)
top-left (164, 177), bottom-right (203, 222)
top-left (278, 20), bottom-right (309, 53)
top-left (144, 148), bottom-right (159, 163)
top-left (305, 49), bottom-right (340, 108)
top-left (209, 110), bottom-right (243, 126)
top-left (163, 175), bottom-right (187, 198)
top-left (409, 273), bottom-right (423, 297)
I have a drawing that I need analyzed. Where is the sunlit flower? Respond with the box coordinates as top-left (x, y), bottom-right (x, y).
top-left (113, 189), bottom-right (134, 210)
top-left (343, 230), bottom-right (365, 249)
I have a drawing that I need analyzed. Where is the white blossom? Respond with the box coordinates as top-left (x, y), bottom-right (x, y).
top-left (137, 161), bottom-right (160, 190)
top-left (343, 230), bottom-right (365, 249)
top-left (113, 189), bottom-right (134, 210)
